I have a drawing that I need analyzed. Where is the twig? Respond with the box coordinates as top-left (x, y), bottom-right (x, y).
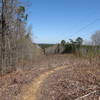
top-left (75, 90), bottom-right (97, 100)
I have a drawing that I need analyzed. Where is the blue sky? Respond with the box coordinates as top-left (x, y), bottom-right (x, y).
top-left (26, 0), bottom-right (100, 43)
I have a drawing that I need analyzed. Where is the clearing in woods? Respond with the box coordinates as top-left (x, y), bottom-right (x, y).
top-left (22, 65), bottom-right (67, 100)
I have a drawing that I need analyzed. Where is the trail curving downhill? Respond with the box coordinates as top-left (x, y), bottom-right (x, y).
top-left (22, 66), bottom-right (67, 100)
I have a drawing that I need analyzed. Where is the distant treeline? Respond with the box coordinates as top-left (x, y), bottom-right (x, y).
top-left (41, 37), bottom-right (100, 57)
top-left (38, 44), bottom-right (55, 49)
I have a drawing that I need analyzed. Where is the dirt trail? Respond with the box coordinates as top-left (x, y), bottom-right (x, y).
top-left (22, 65), bottom-right (67, 100)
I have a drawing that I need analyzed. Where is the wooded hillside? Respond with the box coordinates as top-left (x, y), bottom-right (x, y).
top-left (0, 0), bottom-right (42, 74)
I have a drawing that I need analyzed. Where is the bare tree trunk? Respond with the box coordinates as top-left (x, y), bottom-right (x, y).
top-left (1, 0), bottom-right (6, 74)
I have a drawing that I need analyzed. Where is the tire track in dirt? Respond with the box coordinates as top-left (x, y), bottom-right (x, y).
top-left (22, 65), bottom-right (67, 100)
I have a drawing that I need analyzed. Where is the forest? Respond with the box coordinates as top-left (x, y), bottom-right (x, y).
top-left (0, 0), bottom-right (37, 74)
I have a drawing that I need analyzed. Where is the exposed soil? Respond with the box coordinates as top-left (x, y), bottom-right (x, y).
top-left (0, 54), bottom-right (100, 100)
top-left (21, 66), bottom-right (67, 100)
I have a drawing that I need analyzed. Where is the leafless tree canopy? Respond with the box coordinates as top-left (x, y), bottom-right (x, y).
top-left (91, 31), bottom-right (100, 45)
top-left (0, 0), bottom-right (36, 74)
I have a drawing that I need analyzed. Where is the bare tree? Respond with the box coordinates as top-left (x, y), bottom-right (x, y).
top-left (91, 31), bottom-right (100, 46)
top-left (0, 0), bottom-right (38, 74)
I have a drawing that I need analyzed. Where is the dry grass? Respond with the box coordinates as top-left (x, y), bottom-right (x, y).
top-left (39, 56), bottom-right (100, 100)
top-left (0, 54), bottom-right (72, 100)
top-left (21, 66), bottom-right (67, 100)
top-left (0, 54), bottom-right (100, 100)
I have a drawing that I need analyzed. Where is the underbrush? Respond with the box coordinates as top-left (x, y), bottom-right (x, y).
top-left (0, 54), bottom-right (74, 100)
top-left (39, 56), bottom-right (100, 100)
top-left (0, 54), bottom-right (99, 100)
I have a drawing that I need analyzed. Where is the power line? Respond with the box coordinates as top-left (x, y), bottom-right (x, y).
top-left (69, 18), bottom-right (100, 38)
